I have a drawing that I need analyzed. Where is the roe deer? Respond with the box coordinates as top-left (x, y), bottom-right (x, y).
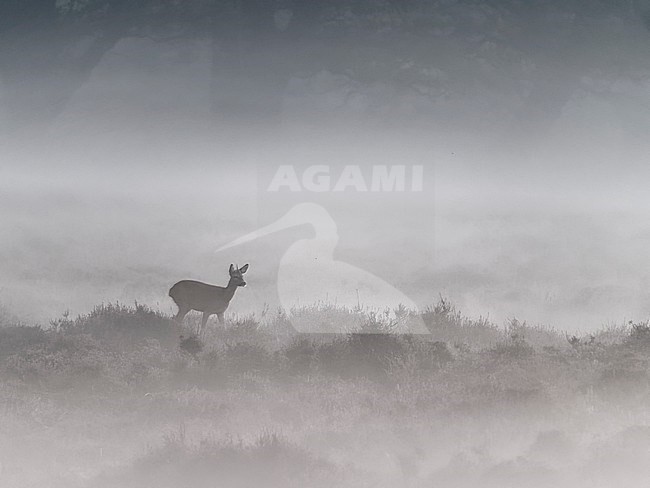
top-left (169, 263), bottom-right (249, 337)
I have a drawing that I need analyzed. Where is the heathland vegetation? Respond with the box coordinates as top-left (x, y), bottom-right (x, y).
top-left (2, 300), bottom-right (650, 487)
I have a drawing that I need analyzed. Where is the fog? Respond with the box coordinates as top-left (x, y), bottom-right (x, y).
top-left (4, 2), bottom-right (650, 487)
top-left (3, 2), bottom-right (650, 330)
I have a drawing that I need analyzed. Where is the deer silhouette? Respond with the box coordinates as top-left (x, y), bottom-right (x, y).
top-left (169, 263), bottom-right (249, 337)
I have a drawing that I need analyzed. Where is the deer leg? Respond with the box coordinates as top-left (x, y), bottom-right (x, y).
top-left (174, 307), bottom-right (189, 324)
top-left (217, 312), bottom-right (225, 325)
top-left (200, 312), bottom-right (211, 338)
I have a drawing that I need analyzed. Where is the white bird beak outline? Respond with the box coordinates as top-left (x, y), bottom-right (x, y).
top-left (216, 218), bottom-right (290, 252)
top-left (216, 203), bottom-right (333, 253)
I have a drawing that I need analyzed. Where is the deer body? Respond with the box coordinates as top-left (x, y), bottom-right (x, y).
top-left (170, 264), bottom-right (248, 336)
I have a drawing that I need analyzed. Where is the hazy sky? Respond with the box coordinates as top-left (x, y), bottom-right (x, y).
top-left (2, 1), bottom-right (650, 330)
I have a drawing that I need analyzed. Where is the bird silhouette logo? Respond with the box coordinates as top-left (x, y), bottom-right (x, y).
top-left (217, 202), bottom-right (428, 334)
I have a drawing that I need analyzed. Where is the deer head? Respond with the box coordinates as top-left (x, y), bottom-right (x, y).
top-left (229, 263), bottom-right (249, 287)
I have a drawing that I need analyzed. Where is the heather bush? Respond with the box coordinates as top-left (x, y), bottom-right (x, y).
top-left (421, 298), bottom-right (503, 349)
top-left (0, 325), bottom-right (47, 360)
top-left (89, 430), bottom-right (349, 488)
top-left (51, 303), bottom-right (180, 351)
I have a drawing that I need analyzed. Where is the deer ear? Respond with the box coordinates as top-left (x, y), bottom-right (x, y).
top-left (240, 264), bottom-right (249, 273)
top-left (229, 264), bottom-right (235, 274)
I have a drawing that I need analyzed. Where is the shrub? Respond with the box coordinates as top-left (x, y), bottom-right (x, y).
top-left (214, 315), bottom-right (278, 350)
top-left (54, 303), bottom-right (179, 351)
top-left (3, 332), bottom-right (107, 384)
top-left (286, 303), bottom-right (366, 334)
top-left (222, 342), bottom-right (276, 374)
top-left (315, 333), bottom-right (412, 380)
top-left (179, 334), bottom-right (203, 358)
top-left (421, 297), bottom-right (502, 349)
top-left (566, 333), bottom-right (607, 361)
top-left (0, 325), bottom-right (47, 360)
top-left (89, 430), bottom-right (350, 488)
top-left (625, 321), bottom-right (650, 350)
top-left (490, 319), bottom-right (534, 361)
top-left (261, 308), bottom-right (297, 348)
top-left (282, 337), bottom-right (319, 375)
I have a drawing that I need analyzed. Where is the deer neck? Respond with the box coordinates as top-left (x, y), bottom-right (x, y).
top-left (224, 279), bottom-right (239, 301)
